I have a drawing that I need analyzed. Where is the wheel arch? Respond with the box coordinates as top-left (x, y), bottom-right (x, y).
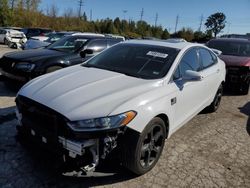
top-left (155, 113), bottom-right (169, 139)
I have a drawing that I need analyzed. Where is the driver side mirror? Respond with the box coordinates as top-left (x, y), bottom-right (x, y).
top-left (80, 49), bottom-right (94, 58)
top-left (183, 70), bottom-right (203, 82)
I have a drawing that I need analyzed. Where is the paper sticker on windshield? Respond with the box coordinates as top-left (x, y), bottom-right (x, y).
top-left (146, 51), bottom-right (168, 58)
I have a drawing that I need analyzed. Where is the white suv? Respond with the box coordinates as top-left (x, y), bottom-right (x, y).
top-left (16, 40), bottom-right (226, 176)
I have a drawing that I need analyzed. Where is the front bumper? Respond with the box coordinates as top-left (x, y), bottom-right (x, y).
top-left (226, 66), bottom-right (250, 84)
top-left (0, 68), bottom-right (27, 82)
top-left (15, 97), bottom-right (124, 177)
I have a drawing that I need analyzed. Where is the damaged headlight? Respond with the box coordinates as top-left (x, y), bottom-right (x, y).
top-left (15, 62), bottom-right (35, 72)
top-left (67, 111), bottom-right (137, 131)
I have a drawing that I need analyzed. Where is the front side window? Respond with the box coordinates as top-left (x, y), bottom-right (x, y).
top-left (199, 48), bottom-right (216, 69)
top-left (172, 48), bottom-right (200, 80)
top-left (179, 48), bottom-right (200, 75)
top-left (82, 43), bottom-right (180, 79)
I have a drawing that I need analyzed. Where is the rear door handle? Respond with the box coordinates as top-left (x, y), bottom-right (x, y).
top-left (216, 69), bottom-right (220, 73)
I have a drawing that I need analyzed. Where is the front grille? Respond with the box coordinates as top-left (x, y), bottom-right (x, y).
top-left (227, 66), bottom-right (249, 75)
top-left (16, 96), bottom-right (68, 137)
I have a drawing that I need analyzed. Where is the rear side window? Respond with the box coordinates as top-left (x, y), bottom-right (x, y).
top-left (199, 48), bottom-right (216, 69)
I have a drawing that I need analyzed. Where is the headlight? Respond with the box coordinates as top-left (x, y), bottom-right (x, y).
top-left (67, 111), bottom-right (137, 132)
top-left (15, 63), bottom-right (35, 72)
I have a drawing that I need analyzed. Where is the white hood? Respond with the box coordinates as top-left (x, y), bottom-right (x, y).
top-left (18, 65), bottom-right (161, 121)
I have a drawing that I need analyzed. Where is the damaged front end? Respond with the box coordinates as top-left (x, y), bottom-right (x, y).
top-left (15, 95), bottom-right (132, 177)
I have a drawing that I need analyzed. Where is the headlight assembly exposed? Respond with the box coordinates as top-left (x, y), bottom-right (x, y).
top-left (67, 111), bottom-right (137, 132)
top-left (15, 63), bottom-right (35, 72)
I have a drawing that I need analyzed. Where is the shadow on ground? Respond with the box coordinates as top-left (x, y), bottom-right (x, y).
top-left (239, 101), bottom-right (250, 136)
top-left (0, 106), bottom-right (16, 124)
top-left (0, 80), bottom-right (18, 97)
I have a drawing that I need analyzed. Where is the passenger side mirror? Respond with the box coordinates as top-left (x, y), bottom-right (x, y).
top-left (183, 70), bottom-right (203, 82)
top-left (80, 49), bottom-right (94, 58)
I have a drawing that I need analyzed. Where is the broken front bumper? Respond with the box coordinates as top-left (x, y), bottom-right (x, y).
top-left (16, 115), bottom-right (122, 177)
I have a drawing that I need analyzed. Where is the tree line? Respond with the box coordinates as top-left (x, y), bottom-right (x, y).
top-left (0, 0), bottom-right (226, 42)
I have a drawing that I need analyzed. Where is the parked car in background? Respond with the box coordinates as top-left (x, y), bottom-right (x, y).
top-left (15, 40), bottom-right (225, 176)
top-left (23, 32), bottom-right (76, 50)
top-left (165, 38), bottom-right (187, 43)
top-left (0, 28), bottom-right (27, 47)
top-left (2, 27), bottom-right (23, 31)
top-left (0, 34), bottom-right (123, 84)
top-left (207, 38), bottom-right (250, 94)
top-left (20, 28), bottom-right (52, 39)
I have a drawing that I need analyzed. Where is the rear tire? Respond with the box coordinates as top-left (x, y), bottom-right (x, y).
top-left (4, 38), bottom-right (8, 45)
top-left (45, 66), bottom-right (63, 73)
top-left (121, 117), bottom-right (166, 175)
top-left (205, 84), bottom-right (223, 113)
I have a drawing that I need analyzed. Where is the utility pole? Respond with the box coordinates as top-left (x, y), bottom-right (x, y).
top-left (227, 22), bottom-right (231, 34)
top-left (78, 0), bottom-right (84, 19)
top-left (154, 13), bottom-right (158, 27)
top-left (90, 9), bottom-right (92, 21)
top-left (198, 14), bottom-right (204, 32)
top-left (174, 15), bottom-right (179, 33)
top-left (140, 8), bottom-right (144, 21)
top-left (122, 10), bottom-right (128, 20)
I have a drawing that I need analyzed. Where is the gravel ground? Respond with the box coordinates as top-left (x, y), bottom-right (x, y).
top-left (0, 45), bottom-right (250, 187)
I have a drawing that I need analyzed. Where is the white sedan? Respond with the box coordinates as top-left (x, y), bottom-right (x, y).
top-left (16, 40), bottom-right (226, 176)
top-left (0, 29), bottom-right (27, 45)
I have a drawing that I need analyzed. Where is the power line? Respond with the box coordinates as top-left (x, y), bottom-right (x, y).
top-left (174, 15), bottom-right (179, 33)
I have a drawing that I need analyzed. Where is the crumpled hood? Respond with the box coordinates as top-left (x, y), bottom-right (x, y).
top-left (18, 65), bottom-right (161, 121)
top-left (4, 49), bottom-right (66, 63)
top-left (219, 55), bottom-right (250, 67)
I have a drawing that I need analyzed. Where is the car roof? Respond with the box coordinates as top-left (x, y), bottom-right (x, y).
top-left (209, 38), bottom-right (250, 43)
top-left (124, 39), bottom-right (202, 50)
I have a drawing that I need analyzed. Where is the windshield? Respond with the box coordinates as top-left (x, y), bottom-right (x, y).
top-left (82, 43), bottom-right (180, 79)
top-left (208, 40), bottom-right (250, 57)
top-left (47, 36), bottom-right (88, 52)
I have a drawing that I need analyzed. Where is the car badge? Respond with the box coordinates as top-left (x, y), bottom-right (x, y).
top-left (11, 62), bottom-right (15, 67)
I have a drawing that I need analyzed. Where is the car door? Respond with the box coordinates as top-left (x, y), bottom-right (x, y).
top-left (198, 47), bottom-right (220, 103)
top-left (169, 47), bottom-right (205, 130)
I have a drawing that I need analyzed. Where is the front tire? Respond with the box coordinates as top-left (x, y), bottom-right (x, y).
top-left (239, 82), bottom-right (249, 95)
top-left (4, 38), bottom-right (8, 45)
top-left (121, 117), bottom-right (166, 175)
